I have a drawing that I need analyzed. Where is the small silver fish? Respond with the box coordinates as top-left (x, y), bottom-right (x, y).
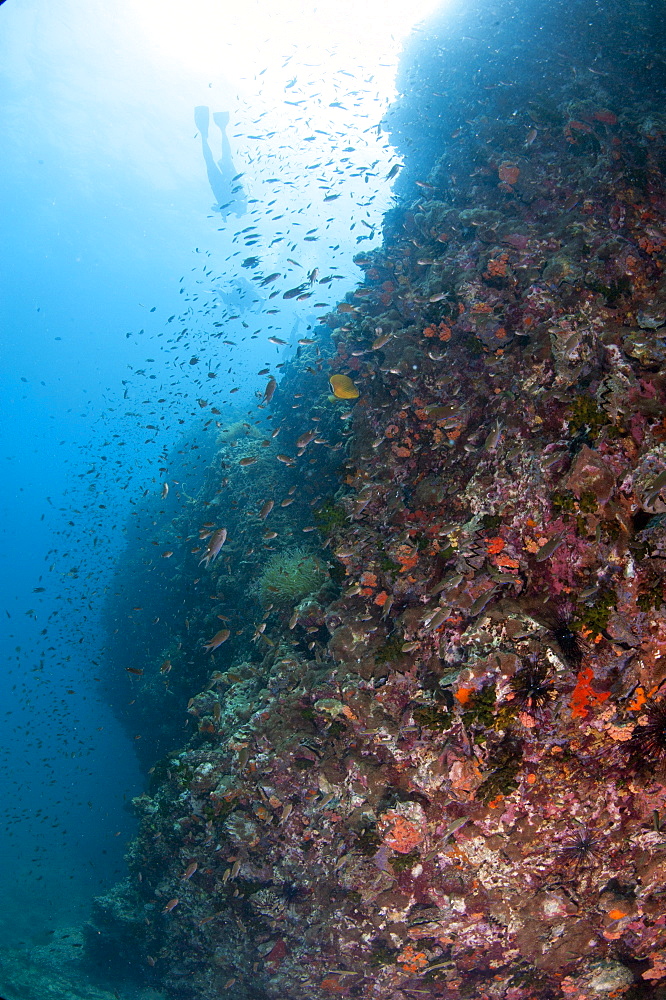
top-left (372, 331), bottom-right (393, 350)
top-left (483, 421), bottom-right (503, 452)
top-left (644, 470), bottom-right (666, 508)
top-left (422, 606), bottom-right (450, 630)
top-left (262, 377), bottom-right (277, 405)
top-left (280, 802), bottom-right (293, 824)
top-left (468, 588), bottom-right (497, 616)
top-left (296, 429), bottom-right (317, 449)
top-left (535, 534), bottom-right (565, 561)
top-left (199, 528), bottom-right (228, 567)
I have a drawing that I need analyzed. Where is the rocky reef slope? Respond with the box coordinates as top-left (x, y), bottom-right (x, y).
top-left (88, 2), bottom-right (666, 997)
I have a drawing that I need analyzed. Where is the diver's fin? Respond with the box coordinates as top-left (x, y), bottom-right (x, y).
top-left (213, 111), bottom-right (230, 131)
top-left (194, 105), bottom-right (210, 138)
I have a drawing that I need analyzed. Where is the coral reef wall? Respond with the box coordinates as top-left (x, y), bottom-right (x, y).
top-left (89, 2), bottom-right (666, 998)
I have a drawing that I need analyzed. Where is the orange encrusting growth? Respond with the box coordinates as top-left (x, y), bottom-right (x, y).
top-left (570, 666), bottom-right (611, 719)
top-left (379, 812), bottom-right (423, 853)
top-left (486, 536), bottom-right (505, 555)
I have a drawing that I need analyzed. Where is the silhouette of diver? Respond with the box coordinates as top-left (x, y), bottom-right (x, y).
top-left (194, 106), bottom-right (247, 220)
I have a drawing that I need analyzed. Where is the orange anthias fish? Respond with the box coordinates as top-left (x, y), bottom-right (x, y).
top-left (203, 629), bottom-right (230, 652)
top-left (198, 528), bottom-right (227, 567)
top-left (329, 374), bottom-right (360, 399)
top-left (163, 898), bottom-right (179, 913)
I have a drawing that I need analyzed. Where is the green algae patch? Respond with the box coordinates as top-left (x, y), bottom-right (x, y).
top-left (477, 734), bottom-right (523, 804)
top-left (481, 513), bottom-right (503, 532)
top-left (389, 849), bottom-right (420, 873)
top-left (413, 703), bottom-right (452, 732)
top-left (586, 274), bottom-right (632, 306)
top-left (356, 824), bottom-right (382, 856)
top-left (551, 489), bottom-right (578, 518)
top-left (578, 490), bottom-right (598, 513)
top-left (369, 941), bottom-right (397, 967)
top-left (326, 719), bottom-right (347, 739)
top-left (568, 395), bottom-right (608, 440)
top-left (637, 582), bottom-right (664, 612)
top-left (462, 683), bottom-right (497, 731)
top-left (293, 757), bottom-right (316, 771)
top-left (314, 498), bottom-right (347, 533)
top-left (579, 588), bottom-right (616, 631)
top-left (375, 631), bottom-right (405, 664)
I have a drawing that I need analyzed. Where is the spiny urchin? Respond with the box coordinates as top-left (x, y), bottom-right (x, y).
top-left (627, 695), bottom-right (666, 771)
top-left (536, 600), bottom-right (588, 668)
top-left (560, 827), bottom-right (602, 869)
top-left (511, 659), bottom-right (553, 713)
top-left (279, 880), bottom-right (309, 904)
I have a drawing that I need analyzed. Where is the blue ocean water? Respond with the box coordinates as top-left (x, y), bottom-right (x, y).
top-left (0, 1), bottom-right (425, 995)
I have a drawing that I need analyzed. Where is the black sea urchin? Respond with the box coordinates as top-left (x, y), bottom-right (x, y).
top-left (560, 827), bottom-right (602, 869)
top-left (537, 601), bottom-right (588, 668)
top-left (279, 880), bottom-right (308, 904)
top-left (511, 660), bottom-right (553, 713)
top-left (627, 695), bottom-right (666, 771)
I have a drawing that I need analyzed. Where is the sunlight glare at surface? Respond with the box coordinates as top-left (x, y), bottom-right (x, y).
top-left (130, 0), bottom-right (448, 96)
